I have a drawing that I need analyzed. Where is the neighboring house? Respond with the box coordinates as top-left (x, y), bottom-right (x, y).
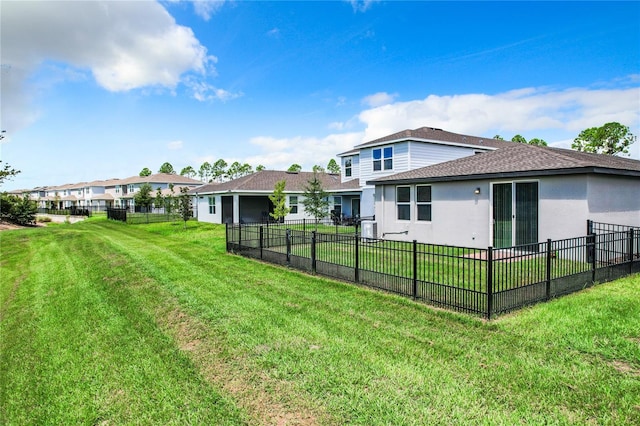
top-left (337, 127), bottom-right (512, 217)
top-left (191, 170), bottom-right (361, 224)
top-left (368, 143), bottom-right (640, 249)
top-left (18, 173), bottom-right (201, 212)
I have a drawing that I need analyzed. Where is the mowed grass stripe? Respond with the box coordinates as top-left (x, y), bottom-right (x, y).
top-left (90, 221), bottom-right (640, 423)
top-left (0, 225), bottom-right (245, 425)
top-left (2, 220), bottom-right (639, 425)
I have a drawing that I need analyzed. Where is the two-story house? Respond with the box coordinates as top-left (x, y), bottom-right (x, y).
top-left (337, 127), bottom-right (511, 218)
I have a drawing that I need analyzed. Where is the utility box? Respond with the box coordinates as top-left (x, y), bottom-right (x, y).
top-left (361, 221), bottom-right (377, 240)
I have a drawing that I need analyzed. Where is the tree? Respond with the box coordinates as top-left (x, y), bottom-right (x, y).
top-left (511, 134), bottom-right (547, 146)
top-left (166, 184), bottom-right (176, 214)
top-left (225, 162), bottom-right (253, 180)
top-left (211, 159), bottom-right (228, 182)
top-left (134, 183), bottom-right (154, 212)
top-left (527, 138), bottom-right (548, 147)
top-left (180, 166), bottom-right (196, 178)
top-left (572, 122), bottom-right (637, 155)
top-left (493, 135), bottom-right (504, 140)
top-left (312, 165), bottom-right (325, 173)
top-left (154, 187), bottom-right (164, 211)
top-left (177, 187), bottom-right (192, 229)
top-left (158, 162), bottom-right (175, 174)
top-left (0, 161), bottom-right (21, 186)
top-left (256, 164), bottom-right (266, 172)
top-left (10, 195), bottom-right (37, 226)
top-left (139, 167), bottom-right (152, 177)
top-left (198, 161), bottom-right (212, 182)
top-left (268, 180), bottom-right (291, 222)
top-left (302, 172), bottom-right (330, 228)
top-left (287, 164), bottom-right (302, 172)
top-left (326, 159), bottom-right (340, 174)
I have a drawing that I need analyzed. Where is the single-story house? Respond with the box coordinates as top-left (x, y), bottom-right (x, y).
top-left (191, 170), bottom-right (361, 224)
top-left (368, 143), bottom-right (640, 249)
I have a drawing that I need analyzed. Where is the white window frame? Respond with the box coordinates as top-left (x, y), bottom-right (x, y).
top-left (396, 186), bottom-right (411, 221)
top-left (373, 146), bottom-right (393, 171)
top-left (416, 185), bottom-right (432, 222)
top-left (289, 195), bottom-right (298, 214)
top-left (208, 196), bottom-right (216, 214)
top-left (345, 158), bottom-right (352, 177)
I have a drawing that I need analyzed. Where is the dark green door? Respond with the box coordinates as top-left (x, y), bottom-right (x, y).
top-left (493, 183), bottom-right (513, 248)
top-left (493, 182), bottom-right (539, 249)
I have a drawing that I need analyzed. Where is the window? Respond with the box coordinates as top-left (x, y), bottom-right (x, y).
top-left (396, 186), bottom-right (410, 220)
top-left (333, 196), bottom-right (342, 218)
top-left (208, 196), bottom-right (216, 214)
top-left (289, 196), bottom-right (298, 214)
top-left (128, 184), bottom-right (135, 193)
top-left (345, 158), bottom-right (352, 177)
top-left (373, 146), bottom-right (393, 171)
top-left (115, 185), bottom-right (121, 194)
top-left (416, 185), bottom-right (432, 221)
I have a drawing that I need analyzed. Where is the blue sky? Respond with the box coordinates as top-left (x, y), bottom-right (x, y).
top-left (2, 0), bottom-right (639, 191)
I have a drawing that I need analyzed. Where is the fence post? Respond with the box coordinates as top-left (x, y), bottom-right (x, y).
top-left (238, 222), bottom-right (242, 248)
top-left (311, 231), bottom-right (317, 274)
top-left (487, 247), bottom-right (493, 320)
top-left (286, 229), bottom-right (291, 264)
top-left (355, 233), bottom-right (360, 283)
top-left (303, 218), bottom-right (306, 233)
top-left (546, 239), bottom-right (552, 300)
top-left (413, 240), bottom-right (418, 300)
top-left (587, 219), bottom-right (593, 235)
top-left (629, 229), bottom-right (634, 274)
top-left (260, 226), bottom-right (264, 260)
top-left (589, 233), bottom-right (597, 283)
top-left (225, 223), bottom-right (229, 252)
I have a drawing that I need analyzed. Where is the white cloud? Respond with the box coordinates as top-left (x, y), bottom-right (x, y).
top-left (361, 92), bottom-right (398, 108)
top-left (348, 0), bottom-right (379, 13)
top-left (192, 0), bottom-right (227, 21)
top-left (1, 0), bottom-right (217, 131)
top-left (168, 140), bottom-right (184, 150)
top-left (267, 28), bottom-right (281, 38)
top-left (186, 78), bottom-right (243, 102)
top-left (243, 132), bottom-right (364, 170)
top-left (357, 85), bottom-right (640, 147)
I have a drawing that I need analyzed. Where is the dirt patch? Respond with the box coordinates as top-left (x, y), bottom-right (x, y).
top-left (159, 308), bottom-right (328, 425)
top-left (610, 360), bottom-right (640, 377)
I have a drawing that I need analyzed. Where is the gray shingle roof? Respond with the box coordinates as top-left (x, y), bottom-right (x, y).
top-left (190, 170), bottom-right (358, 194)
top-left (368, 143), bottom-right (640, 185)
top-left (338, 126), bottom-right (512, 156)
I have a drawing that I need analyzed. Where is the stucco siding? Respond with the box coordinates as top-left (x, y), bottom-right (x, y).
top-left (587, 175), bottom-right (640, 226)
top-left (537, 175), bottom-right (588, 241)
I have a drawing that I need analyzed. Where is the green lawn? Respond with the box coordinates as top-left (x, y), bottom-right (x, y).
top-left (1, 219), bottom-right (639, 424)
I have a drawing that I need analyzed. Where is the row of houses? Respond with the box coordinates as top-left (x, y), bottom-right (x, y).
top-left (11, 126), bottom-right (639, 248)
top-left (9, 173), bottom-right (202, 211)
top-left (189, 126), bottom-right (640, 249)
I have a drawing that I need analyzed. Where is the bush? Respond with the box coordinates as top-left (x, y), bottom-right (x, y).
top-left (1, 193), bottom-right (37, 226)
top-left (37, 216), bottom-right (52, 223)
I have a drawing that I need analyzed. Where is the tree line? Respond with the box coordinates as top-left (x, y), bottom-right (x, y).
top-left (140, 159), bottom-right (342, 182)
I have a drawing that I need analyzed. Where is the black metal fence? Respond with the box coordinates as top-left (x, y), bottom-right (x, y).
top-left (106, 208), bottom-right (185, 224)
top-left (227, 220), bottom-right (639, 318)
top-left (38, 207), bottom-right (92, 217)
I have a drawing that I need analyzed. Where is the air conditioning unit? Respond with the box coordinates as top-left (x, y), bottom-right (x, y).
top-left (361, 221), bottom-right (377, 240)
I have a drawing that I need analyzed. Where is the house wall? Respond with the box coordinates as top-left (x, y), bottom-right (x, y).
top-left (341, 155), bottom-right (360, 182)
top-left (408, 142), bottom-right (484, 170)
top-left (374, 174), bottom-right (640, 248)
top-left (586, 175), bottom-right (640, 227)
top-left (374, 181), bottom-right (491, 248)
